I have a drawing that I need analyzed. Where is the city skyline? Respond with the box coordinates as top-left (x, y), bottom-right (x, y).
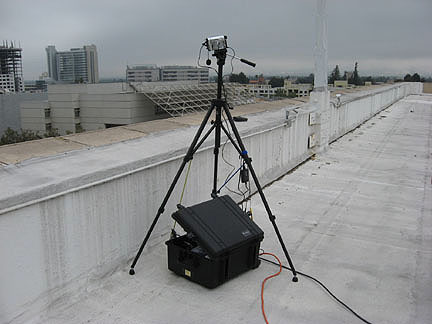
top-left (1, 0), bottom-right (431, 80)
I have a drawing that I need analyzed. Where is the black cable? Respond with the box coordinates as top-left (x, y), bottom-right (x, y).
top-left (221, 86), bottom-right (250, 205)
top-left (237, 161), bottom-right (246, 210)
top-left (221, 112), bottom-right (245, 198)
top-left (197, 44), bottom-right (218, 76)
top-left (221, 144), bottom-right (241, 198)
top-left (259, 256), bottom-right (374, 324)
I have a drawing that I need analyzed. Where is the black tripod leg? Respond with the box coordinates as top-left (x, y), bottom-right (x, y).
top-left (129, 104), bottom-right (215, 275)
top-left (222, 104), bottom-right (298, 282)
top-left (212, 103), bottom-right (222, 195)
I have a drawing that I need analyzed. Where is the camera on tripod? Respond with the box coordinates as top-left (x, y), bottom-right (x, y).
top-left (205, 35), bottom-right (227, 51)
top-left (203, 35), bottom-right (256, 68)
top-left (129, 36), bottom-right (297, 284)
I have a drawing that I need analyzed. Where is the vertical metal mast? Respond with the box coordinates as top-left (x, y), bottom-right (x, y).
top-left (313, 0), bottom-right (328, 91)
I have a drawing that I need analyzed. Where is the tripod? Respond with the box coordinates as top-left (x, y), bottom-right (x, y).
top-left (129, 48), bottom-right (298, 282)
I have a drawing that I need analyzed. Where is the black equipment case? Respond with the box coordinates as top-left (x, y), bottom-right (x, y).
top-left (166, 195), bottom-right (264, 288)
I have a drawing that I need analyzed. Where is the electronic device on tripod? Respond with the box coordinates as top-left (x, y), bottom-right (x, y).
top-left (129, 35), bottom-right (298, 287)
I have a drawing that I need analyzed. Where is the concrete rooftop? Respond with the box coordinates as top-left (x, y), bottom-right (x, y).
top-left (28, 94), bottom-right (432, 324)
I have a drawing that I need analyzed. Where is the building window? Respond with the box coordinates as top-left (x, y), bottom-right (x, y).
top-left (44, 108), bottom-right (51, 118)
top-left (45, 123), bottom-right (52, 132)
top-left (74, 108), bottom-right (80, 118)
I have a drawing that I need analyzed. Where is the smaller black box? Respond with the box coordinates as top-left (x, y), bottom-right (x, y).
top-left (166, 195), bottom-right (264, 288)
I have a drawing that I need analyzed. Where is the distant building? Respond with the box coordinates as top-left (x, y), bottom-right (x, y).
top-left (249, 75), bottom-right (266, 85)
top-left (247, 84), bottom-right (275, 98)
top-left (160, 66), bottom-right (208, 83)
top-left (46, 45), bottom-right (58, 81)
top-left (333, 80), bottom-right (349, 88)
top-left (246, 80), bottom-right (312, 98)
top-left (126, 65), bottom-right (209, 83)
top-left (21, 83), bottom-right (156, 135)
top-left (126, 64), bottom-right (160, 82)
top-left (0, 41), bottom-right (24, 93)
top-left (56, 51), bottom-right (74, 82)
top-left (46, 44), bottom-right (99, 84)
top-left (24, 72), bottom-right (55, 93)
top-left (283, 80), bottom-right (312, 97)
top-left (24, 80), bottom-right (49, 93)
top-left (247, 76), bottom-right (275, 98)
top-left (20, 82), bottom-right (253, 135)
top-left (0, 74), bottom-right (16, 93)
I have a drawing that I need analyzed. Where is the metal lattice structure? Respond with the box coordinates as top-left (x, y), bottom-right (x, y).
top-left (130, 81), bottom-right (255, 117)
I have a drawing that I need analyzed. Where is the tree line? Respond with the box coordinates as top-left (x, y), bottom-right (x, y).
top-left (328, 63), bottom-right (427, 85)
top-left (328, 63), bottom-right (361, 85)
top-left (403, 73), bottom-right (422, 82)
top-left (228, 63), bottom-right (429, 88)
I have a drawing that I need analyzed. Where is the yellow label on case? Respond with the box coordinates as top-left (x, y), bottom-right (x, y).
top-left (184, 269), bottom-right (191, 277)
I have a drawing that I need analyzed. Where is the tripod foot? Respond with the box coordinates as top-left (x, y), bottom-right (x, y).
top-left (129, 268), bottom-right (135, 275)
top-left (292, 276), bottom-right (298, 282)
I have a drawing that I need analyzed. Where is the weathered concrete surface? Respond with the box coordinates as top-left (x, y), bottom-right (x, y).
top-left (0, 137), bottom-right (86, 165)
top-left (61, 127), bottom-right (146, 146)
top-left (122, 119), bottom-right (188, 134)
top-left (31, 95), bottom-right (432, 324)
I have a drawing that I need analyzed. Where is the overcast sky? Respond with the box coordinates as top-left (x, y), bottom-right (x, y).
top-left (2, 0), bottom-right (431, 80)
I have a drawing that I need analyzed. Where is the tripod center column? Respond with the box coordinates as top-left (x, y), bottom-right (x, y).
top-left (211, 48), bottom-right (227, 196)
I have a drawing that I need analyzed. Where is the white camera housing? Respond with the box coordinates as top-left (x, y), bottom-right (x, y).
top-left (206, 36), bottom-right (227, 51)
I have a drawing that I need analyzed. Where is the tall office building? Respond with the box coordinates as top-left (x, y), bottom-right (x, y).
top-left (56, 51), bottom-right (74, 82)
top-left (84, 45), bottom-right (98, 83)
top-left (46, 45), bottom-right (58, 81)
top-left (46, 44), bottom-right (99, 83)
top-left (0, 41), bottom-right (24, 92)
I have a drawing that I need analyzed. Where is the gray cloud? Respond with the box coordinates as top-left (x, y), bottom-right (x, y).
top-left (1, 0), bottom-right (431, 79)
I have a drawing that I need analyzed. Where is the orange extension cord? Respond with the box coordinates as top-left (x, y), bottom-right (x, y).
top-left (259, 252), bottom-right (282, 324)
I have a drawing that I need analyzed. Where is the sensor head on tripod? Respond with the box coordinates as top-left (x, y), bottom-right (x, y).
top-left (205, 35), bottom-right (227, 51)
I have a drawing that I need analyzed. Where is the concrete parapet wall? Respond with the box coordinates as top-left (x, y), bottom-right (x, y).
top-left (327, 83), bottom-right (422, 142)
top-left (0, 83), bottom-right (421, 323)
